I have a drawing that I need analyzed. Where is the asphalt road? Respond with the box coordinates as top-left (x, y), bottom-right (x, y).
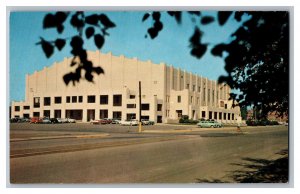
top-left (9, 123), bottom-right (288, 184)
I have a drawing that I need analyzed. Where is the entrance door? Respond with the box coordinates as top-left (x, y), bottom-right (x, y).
top-left (87, 109), bottom-right (95, 121)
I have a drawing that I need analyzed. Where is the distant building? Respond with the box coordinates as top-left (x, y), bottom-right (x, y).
top-left (10, 51), bottom-right (241, 123)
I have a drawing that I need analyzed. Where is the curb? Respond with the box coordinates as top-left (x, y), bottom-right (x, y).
top-left (10, 133), bottom-right (110, 142)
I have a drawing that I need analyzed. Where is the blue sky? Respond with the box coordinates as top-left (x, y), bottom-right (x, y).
top-left (9, 11), bottom-right (246, 103)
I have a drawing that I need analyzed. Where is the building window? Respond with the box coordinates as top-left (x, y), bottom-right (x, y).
top-left (176, 110), bottom-right (182, 118)
top-left (177, 96), bottom-right (181, 103)
top-left (127, 113), bottom-right (136, 120)
top-left (198, 86), bottom-right (201, 92)
top-left (208, 89), bottom-right (210, 102)
top-left (214, 112), bottom-right (217, 120)
top-left (220, 101), bottom-right (224, 107)
top-left (225, 104), bottom-right (227, 109)
top-left (33, 112), bottom-right (40, 117)
top-left (186, 84), bottom-right (190, 89)
top-left (202, 111), bottom-right (206, 118)
top-left (87, 95), bottom-right (96, 103)
top-left (100, 109), bottom-right (108, 119)
top-left (78, 96), bottom-right (83, 103)
top-left (232, 113), bottom-right (235, 120)
top-left (15, 106), bottom-right (20, 112)
top-left (228, 113), bottom-right (231, 120)
top-left (100, 95), bottom-right (109, 104)
top-left (55, 97), bottom-right (62, 104)
top-left (127, 104), bottom-right (136, 108)
top-left (113, 111), bottom-right (122, 119)
top-left (157, 104), bottom-right (162, 111)
top-left (72, 96), bottom-right (77, 103)
top-left (212, 90), bottom-right (214, 103)
top-left (129, 95), bottom-right (135, 99)
top-left (66, 96), bottom-right (71, 103)
top-left (190, 96), bottom-right (193, 103)
top-left (43, 110), bottom-right (50, 117)
top-left (23, 106), bottom-right (30, 110)
top-left (44, 97), bottom-right (51, 106)
top-left (193, 85), bottom-right (195, 91)
top-left (219, 112), bottom-right (222, 120)
top-left (113, 95), bottom-right (122, 106)
top-left (141, 104), bottom-right (150, 110)
top-left (209, 111), bottom-right (212, 119)
top-left (203, 88), bottom-right (206, 102)
top-left (33, 97), bottom-right (40, 108)
top-left (224, 113), bottom-right (226, 120)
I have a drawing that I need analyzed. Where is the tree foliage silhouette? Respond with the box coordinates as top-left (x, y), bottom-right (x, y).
top-left (38, 11), bottom-right (289, 117)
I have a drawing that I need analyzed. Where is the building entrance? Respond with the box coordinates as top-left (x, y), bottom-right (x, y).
top-left (87, 109), bottom-right (95, 121)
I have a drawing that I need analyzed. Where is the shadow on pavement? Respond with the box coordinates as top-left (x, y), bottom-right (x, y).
top-left (196, 149), bottom-right (288, 183)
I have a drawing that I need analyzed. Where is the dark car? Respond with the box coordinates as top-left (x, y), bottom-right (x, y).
top-left (50, 118), bottom-right (59, 124)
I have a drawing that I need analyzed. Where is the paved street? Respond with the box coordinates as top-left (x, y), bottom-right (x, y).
top-left (9, 123), bottom-right (288, 183)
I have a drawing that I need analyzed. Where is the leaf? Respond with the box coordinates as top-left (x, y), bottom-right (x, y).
top-left (85, 27), bottom-right (95, 39)
top-left (93, 66), bottom-right (104, 75)
top-left (189, 27), bottom-right (203, 46)
top-left (54, 38), bottom-right (66, 51)
top-left (70, 36), bottom-right (84, 50)
top-left (85, 14), bottom-right (99, 25)
top-left (188, 11), bottom-right (201, 16)
top-left (142, 13), bottom-right (150, 22)
top-left (147, 27), bottom-right (158, 39)
top-left (218, 11), bottom-right (232, 26)
top-left (57, 25), bottom-right (64, 34)
top-left (94, 34), bottom-right (105, 49)
top-left (43, 14), bottom-right (56, 29)
top-left (167, 11), bottom-right (182, 24)
top-left (40, 39), bottom-right (54, 58)
top-left (201, 16), bottom-right (215, 25)
top-left (55, 12), bottom-right (68, 24)
top-left (43, 12), bottom-right (68, 33)
top-left (70, 13), bottom-right (84, 30)
top-left (98, 14), bottom-right (116, 28)
top-left (190, 44), bottom-right (207, 59)
top-left (154, 21), bottom-right (163, 31)
top-left (152, 12), bottom-right (161, 21)
top-left (234, 11), bottom-right (244, 22)
top-left (211, 43), bottom-right (227, 57)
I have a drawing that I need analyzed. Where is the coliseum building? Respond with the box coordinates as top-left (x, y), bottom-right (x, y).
top-left (10, 51), bottom-right (241, 123)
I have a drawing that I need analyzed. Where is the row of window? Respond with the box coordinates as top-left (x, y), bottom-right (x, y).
top-left (32, 95), bottom-right (123, 108)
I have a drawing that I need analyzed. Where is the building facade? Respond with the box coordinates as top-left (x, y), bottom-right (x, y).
top-left (11, 51), bottom-right (241, 123)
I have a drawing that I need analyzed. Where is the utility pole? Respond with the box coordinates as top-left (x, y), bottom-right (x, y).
top-left (138, 81), bottom-right (142, 133)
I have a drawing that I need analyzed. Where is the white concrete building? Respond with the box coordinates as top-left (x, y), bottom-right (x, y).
top-left (11, 51), bottom-right (241, 123)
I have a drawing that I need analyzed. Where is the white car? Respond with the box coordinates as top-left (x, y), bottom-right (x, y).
top-left (120, 119), bottom-right (139, 126)
top-left (57, 118), bottom-right (68, 123)
top-left (66, 118), bottom-right (76, 123)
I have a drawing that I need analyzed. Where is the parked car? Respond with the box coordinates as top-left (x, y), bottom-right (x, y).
top-left (30, 117), bottom-right (43, 124)
top-left (50, 118), bottom-right (59, 124)
top-left (111, 118), bottom-right (121, 124)
top-left (103, 118), bottom-right (112, 124)
top-left (197, 120), bottom-right (222, 128)
top-left (90, 119), bottom-right (108, 124)
top-left (56, 118), bottom-right (68, 123)
top-left (141, 119), bottom-right (155, 125)
top-left (42, 117), bottom-right (52, 124)
top-left (120, 119), bottom-right (139, 126)
top-left (66, 118), bottom-right (76, 123)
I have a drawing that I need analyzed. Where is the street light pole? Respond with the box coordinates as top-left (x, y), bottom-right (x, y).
top-left (138, 81), bottom-right (142, 133)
